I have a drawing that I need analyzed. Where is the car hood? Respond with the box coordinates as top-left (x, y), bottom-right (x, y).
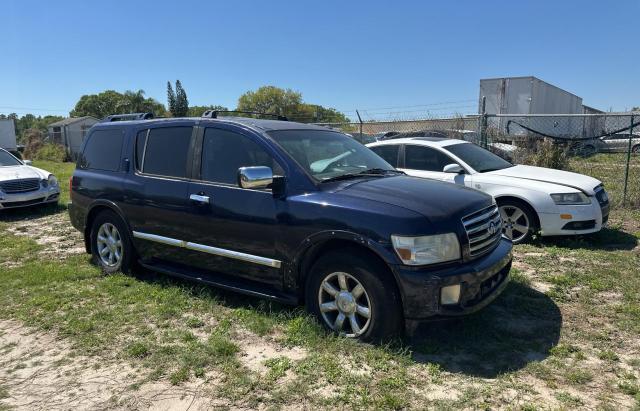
top-left (484, 165), bottom-right (601, 194)
top-left (332, 175), bottom-right (493, 223)
top-left (0, 165), bottom-right (48, 182)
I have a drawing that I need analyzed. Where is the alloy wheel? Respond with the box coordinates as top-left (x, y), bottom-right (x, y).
top-left (499, 205), bottom-right (530, 243)
top-left (96, 222), bottom-right (123, 267)
top-left (318, 272), bottom-right (372, 337)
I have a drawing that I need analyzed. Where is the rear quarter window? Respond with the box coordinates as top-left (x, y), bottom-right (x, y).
top-left (79, 129), bottom-right (125, 171)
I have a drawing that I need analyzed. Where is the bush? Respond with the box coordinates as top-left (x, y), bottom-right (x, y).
top-left (519, 139), bottom-right (571, 171)
top-left (31, 143), bottom-right (67, 162)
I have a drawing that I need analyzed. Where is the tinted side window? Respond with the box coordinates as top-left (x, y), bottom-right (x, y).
top-left (80, 129), bottom-right (124, 171)
top-left (201, 128), bottom-right (281, 185)
top-left (370, 145), bottom-right (399, 167)
top-left (143, 127), bottom-right (192, 178)
top-left (135, 130), bottom-right (147, 171)
top-left (404, 145), bottom-right (452, 172)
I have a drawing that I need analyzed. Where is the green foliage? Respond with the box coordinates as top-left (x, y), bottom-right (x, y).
top-left (167, 81), bottom-right (176, 115)
top-left (166, 80), bottom-right (189, 117)
top-left (187, 105), bottom-right (228, 117)
top-left (237, 85), bottom-right (349, 123)
top-left (31, 143), bottom-right (67, 162)
top-left (70, 89), bottom-right (166, 119)
top-left (519, 139), bottom-right (571, 170)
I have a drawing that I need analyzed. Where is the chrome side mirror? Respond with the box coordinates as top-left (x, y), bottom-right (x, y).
top-left (23, 160), bottom-right (33, 166)
top-left (238, 166), bottom-right (273, 189)
top-left (443, 163), bottom-right (464, 174)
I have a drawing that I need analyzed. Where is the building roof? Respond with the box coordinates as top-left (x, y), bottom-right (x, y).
top-left (48, 116), bottom-right (98, 127)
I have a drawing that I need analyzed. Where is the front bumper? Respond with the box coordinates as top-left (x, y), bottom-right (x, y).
top-left (0, 186), bottom-right (60, 210)
top-left (391, 237), bottom-right (513, 320)
top-left (538, 200), bottom-right (607, 236)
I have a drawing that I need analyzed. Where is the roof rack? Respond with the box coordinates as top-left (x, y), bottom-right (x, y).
top-left (102, 113), bottom-right (154, 122)
top-left (202, 110), bottom-right (288, 121)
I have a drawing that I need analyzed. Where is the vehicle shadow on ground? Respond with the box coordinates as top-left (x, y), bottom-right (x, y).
top-left (129, 265), bottom-right (561, 379)
top-left (408, 281), bottom-right (562, 378)
top-left (0, 203), bottom-right (65, 223)
top-left (531, 226), bottom-right (638, 251)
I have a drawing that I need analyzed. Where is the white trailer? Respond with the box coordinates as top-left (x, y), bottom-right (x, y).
top-left (479, 76), bottom-right (585, 138)
top-left (0, 119), bottom-right (17, 151)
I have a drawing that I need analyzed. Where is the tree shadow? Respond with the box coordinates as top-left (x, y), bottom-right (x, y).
top-left (408, 281), bottom-right (562, 378)
top-left (0, 202), bottom-right (66, 223)
top-left (531, 226), bottom-right (638, 251)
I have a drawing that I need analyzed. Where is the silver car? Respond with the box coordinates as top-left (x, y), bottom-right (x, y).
top-left (0, 148), bottom-right (60, 210)
top-left (583, 133), bottom-right (640, 155)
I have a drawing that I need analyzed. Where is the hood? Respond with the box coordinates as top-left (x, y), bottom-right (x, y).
top-left (0, 165), bottom-right (48, 182)
top-left (485, 165), bottom-right (601, 194)
top-left (333, 175), bottom-right (493, 223)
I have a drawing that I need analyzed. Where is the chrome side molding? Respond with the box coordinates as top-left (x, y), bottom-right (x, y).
top-left (132, 231), bottom-right (282, 268)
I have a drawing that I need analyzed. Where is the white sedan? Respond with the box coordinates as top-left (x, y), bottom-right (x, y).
top-left (367, 137), bottom-right (610, 243)
top-left (0, 148), bottom-right (60, 210)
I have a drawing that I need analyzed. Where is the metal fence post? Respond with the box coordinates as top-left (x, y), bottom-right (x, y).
top-left (479, 96), bottom-right (488, 148)
top-left (622, 114), bottom-right (635, 206)
top-left (356, 110), bottom-right (363, 142)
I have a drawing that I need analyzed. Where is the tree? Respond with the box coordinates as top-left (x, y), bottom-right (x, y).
top-left (236, 86), bottom-right (349, 123)
top-left (632, 106), bottom-right (639, 111)
top-left (70, 90), bottom-right (166, 118)
top-left (187, 105), bottom-right (228, 117)
top-left (167, 81), bottom-right (176, 115)
top-left (175, 80), bottom-right (189, 117)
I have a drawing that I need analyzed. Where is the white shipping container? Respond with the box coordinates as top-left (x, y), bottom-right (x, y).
top-left (0, 119), bottom-right (17, 150)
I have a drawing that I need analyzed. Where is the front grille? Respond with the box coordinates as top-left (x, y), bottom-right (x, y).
top-left (1, 197), bottom-right (45, 208)
top-left (462, 204), bottom-right (502, 257)
top-left (0, 178), bottom-right (41, 194)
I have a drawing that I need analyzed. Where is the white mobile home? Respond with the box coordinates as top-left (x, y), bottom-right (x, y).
top-left (47, 116), bottom-right (99, 158)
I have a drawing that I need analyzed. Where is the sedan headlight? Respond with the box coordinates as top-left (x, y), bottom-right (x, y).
top-left (48, 175), bottom-right (59, 187)
top-left (391, 233), bottom-right (460, 266)
top-left (550, 192), bottom-right (590, 205)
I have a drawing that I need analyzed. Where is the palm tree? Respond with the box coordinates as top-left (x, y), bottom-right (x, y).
top-left (118, 90), bottom-right (146, 113)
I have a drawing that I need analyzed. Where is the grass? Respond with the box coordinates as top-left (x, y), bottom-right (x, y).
top-left (0, 160), bottom-right (639, 408)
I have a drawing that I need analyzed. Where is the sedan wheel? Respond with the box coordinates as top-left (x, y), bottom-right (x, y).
top-left (318, 272), bottom-right (372, 338)
top-left (499, 205), bottom-right (530, 243)
top-left (96, 222), bottom-right (123, 267)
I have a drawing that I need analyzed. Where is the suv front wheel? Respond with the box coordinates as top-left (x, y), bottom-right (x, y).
top-left (306, 250), bottom-right (403, 341)
top-left (90, 210), bottom-right (134, 274)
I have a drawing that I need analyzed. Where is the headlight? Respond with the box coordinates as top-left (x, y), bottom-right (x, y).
top-left (48, 175), bottom-right (58, 187)
top-left (391, 233), bottom-right (460, 265)
top-left (550, 192), bottom-right (590, 205)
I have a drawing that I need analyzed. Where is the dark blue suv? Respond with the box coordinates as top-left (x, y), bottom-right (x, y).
top-left (69, 113), bottom-right (512, 340)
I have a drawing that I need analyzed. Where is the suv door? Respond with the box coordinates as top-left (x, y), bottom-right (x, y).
top-left (182, 125), bottom-right (283, 287)
top-left (123, 125), bottom-right (195, 263)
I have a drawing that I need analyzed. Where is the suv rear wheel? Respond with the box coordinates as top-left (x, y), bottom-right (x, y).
top-left (306, 250), bottom-right (403, 341)
top-left (90, 210), bottom-right (134, 274)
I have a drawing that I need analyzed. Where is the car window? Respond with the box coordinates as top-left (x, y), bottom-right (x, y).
top-left (201, 128), bottom-right (283, 185)
top-left (0, 150), bottom-right (22, 167)
top-left (446, 142), bottom-right (514, 173)
top-left (135, 130), bottom-right (147, 172)
top-left (142, 127), bottom-right (192, 178)
top-left (268, 130), bottom-right (393, 181)
top-left (370, 145), bottom-right (400, 167)
top-left (404, 145), bottom-right (452, 172)
top-left (79, 129), bottom-right (124, 171)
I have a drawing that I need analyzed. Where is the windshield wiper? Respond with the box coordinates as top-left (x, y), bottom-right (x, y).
top-left (320, 168), bottom-right (404, 183)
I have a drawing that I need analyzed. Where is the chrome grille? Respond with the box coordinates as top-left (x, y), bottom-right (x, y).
top-left (462, 204), bottom-right (502, 257)
top-left (0, 178), bottom-right (41, 194)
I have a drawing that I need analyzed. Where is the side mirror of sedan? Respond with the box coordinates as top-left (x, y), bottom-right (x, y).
top-left (238, 166), bottom-right (273, 189)
top-left (23, 160), bottom-right (33, 166)
top-left (443, 163), bottom-right (464, 174)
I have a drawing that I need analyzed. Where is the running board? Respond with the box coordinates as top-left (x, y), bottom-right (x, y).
top-left (138, 260), bottom-right (298, 305)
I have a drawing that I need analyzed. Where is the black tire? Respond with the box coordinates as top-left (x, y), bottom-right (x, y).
top-left (90, 210), bottom-right (134, 275)
top-left (583, 145), bottom-right (596, 156)
top-left (497, 199), bottom-right (538, 245)
top-left (305, 249), bottom-right (403, 341)
top-left (632, 145), bottom-right (640, 154)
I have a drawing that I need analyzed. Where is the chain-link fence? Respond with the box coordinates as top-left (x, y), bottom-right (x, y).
top-left (316, 112), bottom-right (639, 209)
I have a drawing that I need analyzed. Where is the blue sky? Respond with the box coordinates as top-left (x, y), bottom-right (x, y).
top-left (1, 0), bottom-right (638, 120)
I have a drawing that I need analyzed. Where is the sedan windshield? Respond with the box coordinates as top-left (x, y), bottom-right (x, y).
top-left (0, 150), bottom-right (22, 167)
top-left (446, 143), bottom-right (513, 173)
top-left (268, 130), bottom-right (395, 181)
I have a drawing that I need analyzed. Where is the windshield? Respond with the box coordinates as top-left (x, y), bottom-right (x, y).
top-left (446, 143), bottom-right (513, 173)
top-left (268, 130), bottom-right (395, 181)
top-left (0, 150), bottom-right (22, 167)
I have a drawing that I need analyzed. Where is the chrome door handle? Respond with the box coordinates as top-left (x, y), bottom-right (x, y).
top-left (189, 194), bottom-right (210, 204)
